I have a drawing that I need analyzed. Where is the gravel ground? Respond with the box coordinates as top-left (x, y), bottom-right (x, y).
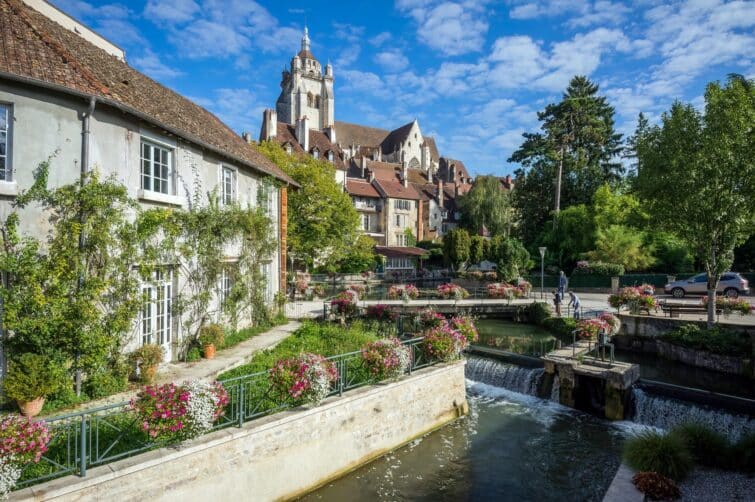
top-left (680, 468), bottom-right (755, 501)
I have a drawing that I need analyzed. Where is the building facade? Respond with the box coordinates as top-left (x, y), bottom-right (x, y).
top-left (0, 0), bottom-right (295, 364)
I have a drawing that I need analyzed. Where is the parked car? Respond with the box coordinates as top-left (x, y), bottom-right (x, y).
top-left (664, 272), bottom-right (750, 298)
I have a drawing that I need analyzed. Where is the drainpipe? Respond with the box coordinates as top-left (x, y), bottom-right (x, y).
top-left (75, 96), bottom-right (97, 396)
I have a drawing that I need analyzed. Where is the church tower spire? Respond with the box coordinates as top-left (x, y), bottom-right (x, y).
top-left (301, 26), bottom-right (310, 52)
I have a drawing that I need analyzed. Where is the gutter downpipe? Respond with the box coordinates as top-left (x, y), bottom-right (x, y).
top-left (75, 96), bottom-right (96, 396)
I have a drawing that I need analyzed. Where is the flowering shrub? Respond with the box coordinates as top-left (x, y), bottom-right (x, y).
top-left (609, 286), bottom-right (657, 313)
top-left (0, 455), bottom-right (21, 501)
top-left (517, 280), bottom-right (532, 296)
top-left (388, 284), bottom-right (419, 300)
top-left (331, 289), bottom-right (359, 317)
top-left (294, 272), bottom-right (311, 294)
top-left (347, 283), bottom-right (367, 297)
top-left (361, 338), bottom-right (411, 381)
top-left (365, 304), bottom-right (398, 322)
top-left (574, 318), bottom-right (611, 339)
top-left (702, 296), bottom-right (752, 316)
top-left (487, 283), bottom-right (528, 299)
top-left (0, 414), bottom-right (51, 464)
top-left (269, 353), bottom-right (338, 406)
top-left (599, 312), bottom-right (621, 335)
top-left (130, 380), bottom-right (229, 441)
top-left (418, 308), bottom-right (445, 329)
top-left (312, 284), bottom-right (325, 298)
top-left (422, 323), bottom-right (469, 361)
top-left (450, 316), bottom-right (479, 343)
top-left (437, 283), bottom-right (469, 299)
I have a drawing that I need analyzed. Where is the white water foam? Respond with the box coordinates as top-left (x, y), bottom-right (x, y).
top-left (465, 356), bottom-right (544, 396)
top-left (632, 388), bottom-right (755, 442)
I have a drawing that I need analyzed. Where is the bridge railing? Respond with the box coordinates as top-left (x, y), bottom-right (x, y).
top-left (15, 337), bottom-right (434, 491)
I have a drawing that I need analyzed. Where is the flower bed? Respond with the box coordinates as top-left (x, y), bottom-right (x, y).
top-left (130, 380), bottom-right (229, 441)
top-left (417, 308), bottom-right (446, 329)
top-left (701, 296), bottom-right (752, 316)
top-left (361, 338), bottom-right (411, 381)
top-left (346, 283), bottom-right (367, 297)
top-left (0, 415), bottom-right (52, 497)
top-left (599, 312), bottom-right (620, 335)
top-left (365, 304), bottom-right (398, 322)
top-left (420, 315), bottom-right (476, 361)
top-left (487, 282), bottom-right (528, 299)
top-left (608, 285), bottom-right (657, 313)
top-left (330, 289), bottom-right (359, 317)
top-left (450, 316), bottom-right (479, 343)
top-left (437, 283), bottom-right (469, 299)
top-left (269, 353), bottom-right (339, 406)
top-left (574, 318), bottom-right (611, 339)
top-left (387, 284), bottom-right (419, 300)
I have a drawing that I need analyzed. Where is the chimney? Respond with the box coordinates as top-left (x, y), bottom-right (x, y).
top-left (427, 166), bottom-right (433, 184)
top-left (324, 125), bottom-right (336, 143)
top-left (438, 179), bottom-right (444, 207)
top-left (261, 109), bottom-right (277, 141)
top-left (361, 156), bottom-right (367, 178)
top-left (295, 116), bottom-right (310, 152)
top-left (368, 170), bottom-right (375, 183)
top-left (402, 164), bottom-right (408, 188)
top-left (376, 148), bottom-right (382, 162)
top-left (241, 131), bottom-right (252, 143)
top-left (455, 182), bottom-right (460, 197)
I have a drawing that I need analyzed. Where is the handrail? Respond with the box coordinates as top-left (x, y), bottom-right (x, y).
top-left (15, 337), bottom-right (436, 490)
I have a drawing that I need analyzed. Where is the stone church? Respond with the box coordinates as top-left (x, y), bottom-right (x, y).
top-left (259, 29), bottom-right (481, 271)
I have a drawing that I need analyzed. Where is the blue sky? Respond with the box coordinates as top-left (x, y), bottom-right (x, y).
top-left (51, 0), bottom-right (754, 176)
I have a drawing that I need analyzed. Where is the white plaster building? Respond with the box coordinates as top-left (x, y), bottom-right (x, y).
top-left (0, 0), bottom-right (295, 365)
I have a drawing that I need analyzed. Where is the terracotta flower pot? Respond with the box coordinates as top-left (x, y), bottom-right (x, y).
top-left (141, 364), bottom-right (158, 384)
top-left (203, 343), bottom-right (216, 359)
top-left (18, 396), bottom-right (45, 418)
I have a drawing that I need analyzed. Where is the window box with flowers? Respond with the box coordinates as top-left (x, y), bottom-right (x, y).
top-left (269, 353), bottom-right (339, 406)
top-left (436, 283), bottom-right (469, 299)
top-left (388, 284), bottom-right (419, 301)
top-left (361, 337), bottom-right (411, 381)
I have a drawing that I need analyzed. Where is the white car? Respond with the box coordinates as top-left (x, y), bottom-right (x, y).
top-left (664, 272), bottom-right (750, 298)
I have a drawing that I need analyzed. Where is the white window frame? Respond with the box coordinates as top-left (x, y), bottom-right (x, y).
top-left (394, 199), bottom-right (411, 211)
top-left (0, 103), bottom-right (12, 182)
top-left (362, 214), bottom-right (371, 232)
top-left (220, 267), bottom-right (234, 306)
top-left (312, 148), bottom-right (319, 159)
top-left (221, 165), bottom-right (237, 205)
top-left (140, 139), bottom-right (174, 195)
top-left (141, 269), bottom-right (173, 350)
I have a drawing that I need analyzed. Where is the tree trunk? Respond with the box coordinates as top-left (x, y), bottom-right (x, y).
top-left (553, 145), bottom-right (564, 230)
top-left (706, 272), bottom-right (718, 329)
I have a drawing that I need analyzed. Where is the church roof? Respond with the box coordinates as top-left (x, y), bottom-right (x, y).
top-left (297, 49), bottom-right (317, 61)
top-left (0, 0), bottom-right (295, 186)
top-left (438, 157), bottom-right (471, 183)
top-left (367, 160), bottom-right (402, 180)
top-left (335, 120), bottom-right (390, 148)
top-left (380, 120), bottom-right (416, 154)
top-left (423, 136), bottom-right (440, 162)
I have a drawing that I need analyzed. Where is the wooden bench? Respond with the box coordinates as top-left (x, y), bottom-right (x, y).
top-left (660, 302), bottom-right (721, 318)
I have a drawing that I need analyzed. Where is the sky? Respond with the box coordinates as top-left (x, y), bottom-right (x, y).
top-left (51, 0), bottom-right (754, 176)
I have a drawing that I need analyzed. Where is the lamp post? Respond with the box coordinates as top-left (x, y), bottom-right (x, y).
top-left (538, 247), bottom-right (547, 299)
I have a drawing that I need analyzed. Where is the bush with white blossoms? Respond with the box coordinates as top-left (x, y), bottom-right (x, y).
top-left (269, 353), bottom-right (339, 406)
top-left (183, 380), bottom-right (230, 438)
top-left (0, 456), bottom-right (22, 501)
top-left (361, 337), bottom-right (411, 381)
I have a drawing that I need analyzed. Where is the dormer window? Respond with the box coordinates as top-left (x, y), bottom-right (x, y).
top-left (312, 148), bottom-right (319, 159)
top-left (285, 143), bottom-right (293, 154)
top-left (327, 151), bottom-right (334, 162)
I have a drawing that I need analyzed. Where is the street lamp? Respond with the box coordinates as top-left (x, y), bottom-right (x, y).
top-left (538, 247), bottom-right (547, 300)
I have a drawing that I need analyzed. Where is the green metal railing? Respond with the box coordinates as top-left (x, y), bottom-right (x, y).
top-left (15, 337), bottom-right (434, 490)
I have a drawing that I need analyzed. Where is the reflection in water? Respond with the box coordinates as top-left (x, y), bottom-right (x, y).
top-left (302, 380), bottom-right (631, 502)
top-left (475, 319), bottom-right (559, 356)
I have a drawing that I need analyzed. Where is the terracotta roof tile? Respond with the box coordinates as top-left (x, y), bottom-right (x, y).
top-left (0, 0), bottom-right (295, 185)
top-left (423, 136), bottom-right (440, 162)
top-left (374, 179), bottom-right (421, 200)
top-left (345, 178), bottom-right (380, 198)
top-left (375, 246), bottom-right (428, 257)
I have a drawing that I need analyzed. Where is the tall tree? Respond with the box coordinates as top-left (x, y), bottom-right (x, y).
top-left (459, 175), bottom-right (513, 237)
top-left (257, 141), bottom-right (359, 271)
top-left (443, 228), bottom-right (471, 270)
top-left (509, 75), bottom-right (623, 242)
top-left (635, 75), bottom-right (755, 326)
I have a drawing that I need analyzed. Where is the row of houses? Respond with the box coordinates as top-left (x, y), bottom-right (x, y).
top-left (0, 0), bottom-right (297, 363)
top-left (257, 28), bottom-right (515, 273)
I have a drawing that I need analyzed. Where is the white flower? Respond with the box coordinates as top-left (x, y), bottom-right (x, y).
top-left (0, 455), bottom-right (21, 501)
top-left (183, 379), bottom-right (222, 438)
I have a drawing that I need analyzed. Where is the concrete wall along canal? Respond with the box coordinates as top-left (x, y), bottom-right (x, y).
top-left (12, 361), bottom-right (468, 502)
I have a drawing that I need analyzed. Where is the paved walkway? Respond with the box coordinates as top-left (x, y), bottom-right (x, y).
top-left (41, 321), bottom-right (301, 417)
top-left (287, 293), bottom-right (754, 326)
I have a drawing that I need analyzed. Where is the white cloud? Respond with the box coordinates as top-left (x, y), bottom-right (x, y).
top-left (144, 0), bottom-right (199, 23)
top-left (374, 49), bottom-right (410, 72)
top-left (132, 49), bottom-right (184, 80)
top-left (396, 1), bottom-right (491, 56)
top-left (508, 0), bottom-right (630, 29)
top-left (336, 45), bottom-right (361, 68)
top-left (339, 70), bottom-right (390, 99)
top-left (171, 20), bottom-right (250, 58)
top-left (369, 32), bottom-right (392, 47)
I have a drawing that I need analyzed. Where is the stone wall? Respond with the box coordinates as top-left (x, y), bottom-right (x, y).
top-left (13, 361), bottom-right (467, 502)
top-left (618, 314), bottom-right (754, 338)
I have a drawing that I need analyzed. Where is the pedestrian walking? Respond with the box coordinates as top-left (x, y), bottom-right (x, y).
top-left (567, 291), bottom-right (580, 319)
top-left (552, 290), bottom-right (562, 317)
top-left (558, 271), bottom-right (568, 296)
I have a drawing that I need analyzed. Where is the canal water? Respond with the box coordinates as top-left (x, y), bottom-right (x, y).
top-left (475, 319), bottom-right (559, 356)
top-left (303, 377), bottom-right (634, 501)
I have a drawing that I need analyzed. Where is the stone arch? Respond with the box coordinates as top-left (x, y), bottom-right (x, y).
top-left (408, 157), bottom-right (420, 169)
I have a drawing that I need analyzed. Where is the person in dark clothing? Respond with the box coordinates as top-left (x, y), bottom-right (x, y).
top-left (558, 271), bottom-right (568, 296)
top-left (552, 290), bottom-right (562, 317)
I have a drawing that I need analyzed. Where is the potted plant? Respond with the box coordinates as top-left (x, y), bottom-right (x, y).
top-left (3, 353), bottom-right (64, 417)
top-left (198, 324), bottom-right (224, 359)
top-left (128, 344), bottom-right (164, 384)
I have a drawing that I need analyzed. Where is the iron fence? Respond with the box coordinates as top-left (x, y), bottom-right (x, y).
top-left (15, 337), bottom-right (434, 490)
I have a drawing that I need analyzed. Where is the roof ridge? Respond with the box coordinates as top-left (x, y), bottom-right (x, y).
top-left (9, 0), bottom-right (110, 95)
